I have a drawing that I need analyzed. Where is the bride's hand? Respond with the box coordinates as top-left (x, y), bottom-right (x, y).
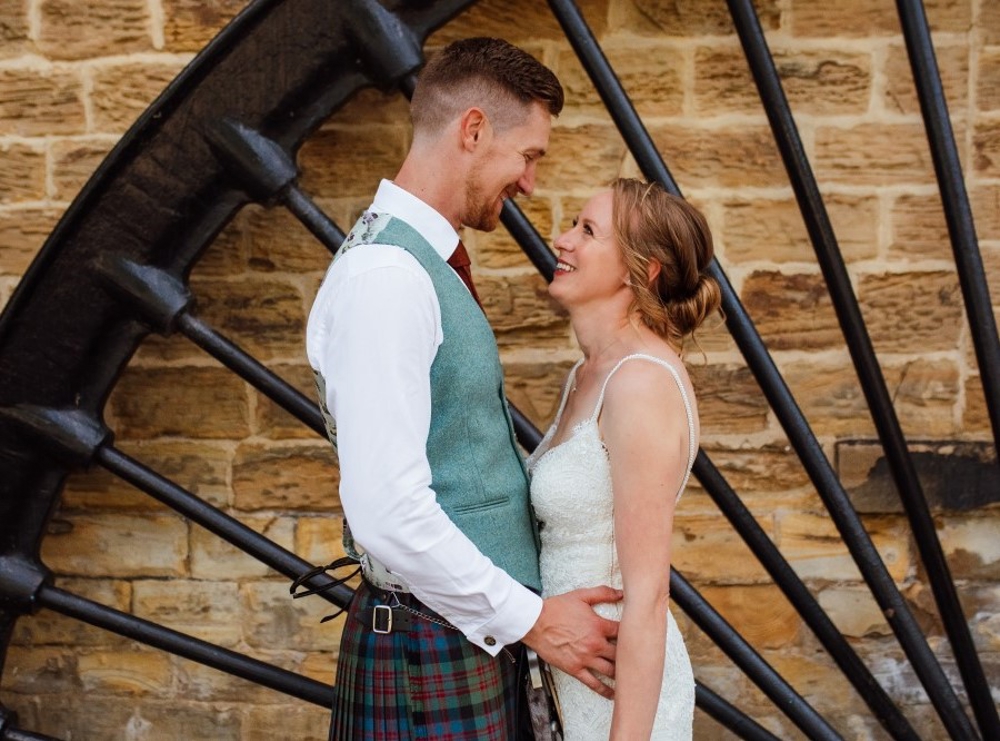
top-left (522, 586), bottom-right (622, 698)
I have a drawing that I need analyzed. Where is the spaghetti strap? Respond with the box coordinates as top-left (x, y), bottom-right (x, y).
top-left (591, 353), bottom-right (698, 499)
top-left (552, 358), bottom-right (583, 430)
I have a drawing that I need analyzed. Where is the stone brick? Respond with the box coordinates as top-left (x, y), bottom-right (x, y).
top-left (295, 515), bottom-right (349, 568)
top-left (722, 193), bottom-right (878, 265)
top-left (792, 0), bottom-right (970, 37)
top-left (699, 584), bottom-right (802, 648)
top-left (232, 442), bottom-right (339, 511)
top-left (162, 0), bottom-right (247, 53)
top-left (543, 122), bottom-right (628, 190)
top-left (12, 578), bottom-right (131, 647)
top-left (883, 43), bottom-right (969, 115)
top-left (472, 196), bottom-right (555, 270)
top-left (133, 579), bottom-right (242, 647)
top-left (0, 207), bottom-right (60, 276)
top-left (687, 363), bottom-right (770, 435)
top-left (649, 123), bottom-right (786, 189)
top-left (429, 0), bottom-right (607, 44)
top-left (777, 511), bottom-right (911, 581)
top-left (781, 358), bottom-right (876, 437)
top-left (888, 193), bottom-right (954, 260)
top-left (938, 513), bottom-right (1000, 579)
top-left (191, 514), bottom-right (295, 580)
top-left (37, 0), bottom-right (151, 60)
top-left (0, 143), bottom-right (46, 204)
top-left (40, 513), bottom-right (188, 577)
top-left (558, 42), bottom-right (684, 119)
top-left (857, 271), bottom-right (964, 354)
top-left (964, 375), bottom-right (989, 433)
top-left (960, 585), bottom-right (1000, 653)
top-left (505, 356), bottom-right (578, 431)
top-left (973, 118), bottom-right (1000, 178)
top-left (245, 204), bottom-right (333, 274)
top-left (243, 704), bottom-right (330, 741)
top-left (186, 274), bottom-right (305, 361)
top-left (77, 648), bottom-right (173, 695)
top-left (331, 85), bottom-right (411, 127)
top-left (109, 365), bottom-right (252, 439)
top-left (985, 0), bottom-right (1000, 45)
top-left (50, 138), bottom-right (114, 201)
top-left (1, 646), bottom-right (80, 695)
top-left (695, 46), bottom-right (872, 116)
top-left (0, 0), bottom-right (30, 59)
top-left (971, 184), bottom-right (1000, 246)
top-left (817, 584), bottom-right (891, 637)
top-left (298, 125), bottom-right (407, 199)
top-left (890, 358), bottom-right (960, 438)
top-left (63, 439), bottom-right (232, 510)
top-left (239, 580), bottom-right (343, 652)
top-left (0, 69), bottom-right (85, 136)
top-left (741, 271), bottom-right (841, 351)
top-left (254, 362), bottom-right (326, 441)
top-left (813, 123), bottom-right (936, 186)
top-left (90, 61), bottom-right (187, 134)
top-left (672, 513), bottom-right (773, 583)
top-left (480, 272), bottom-right (572, 350)
top-left (703, 444), bottom-right (815, 494)
top-left (622, 0), bottom-right (779, 36)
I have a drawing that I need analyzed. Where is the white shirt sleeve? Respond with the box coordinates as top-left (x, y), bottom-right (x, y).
top-left (309, 246), bottom-right (542, 654)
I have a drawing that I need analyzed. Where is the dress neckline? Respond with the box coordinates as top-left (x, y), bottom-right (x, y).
top-left (531, 353), bottom-right (698, 497)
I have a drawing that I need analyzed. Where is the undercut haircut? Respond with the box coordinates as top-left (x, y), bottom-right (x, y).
top-left (410, 37), bottom-right (564, 137)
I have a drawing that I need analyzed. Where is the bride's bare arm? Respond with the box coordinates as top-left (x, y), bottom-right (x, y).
top-left (601, 361), bottom-right (691, 740)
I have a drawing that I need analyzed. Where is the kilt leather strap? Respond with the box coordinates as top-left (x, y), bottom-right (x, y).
top-left (358, 603), bottom-right (415, 634)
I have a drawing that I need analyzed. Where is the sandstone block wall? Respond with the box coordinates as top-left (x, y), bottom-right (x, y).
top-left (1, 0), bottom-right (997, 738)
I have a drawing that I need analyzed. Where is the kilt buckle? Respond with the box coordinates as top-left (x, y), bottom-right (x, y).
top-left (372, 604), bottom-right (393, 634)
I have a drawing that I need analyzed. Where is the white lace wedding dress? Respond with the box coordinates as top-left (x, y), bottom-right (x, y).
top-left (527, 354), bottom-right (697, 740)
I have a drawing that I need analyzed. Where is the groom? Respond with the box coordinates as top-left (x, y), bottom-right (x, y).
top-left (306, 37), bottom-right (619, 739)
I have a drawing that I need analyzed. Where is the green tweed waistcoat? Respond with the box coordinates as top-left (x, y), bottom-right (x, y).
top-left (323, 212), bottom-right (541, 591)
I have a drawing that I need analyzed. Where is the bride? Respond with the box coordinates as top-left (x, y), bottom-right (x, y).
top-left (528, 178), bottom-right (721, 739)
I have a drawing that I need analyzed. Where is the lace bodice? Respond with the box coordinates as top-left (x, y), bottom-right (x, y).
top-left (527, 354), bottom-right (696, 740)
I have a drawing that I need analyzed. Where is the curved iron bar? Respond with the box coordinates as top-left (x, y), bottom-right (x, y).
top-left (727, 0), bottom-right (995, 737)
top-left (894, 0), bottom-right (1000, 462)
top-left (545, 1), bottom-right (980, 739)
top-left (37, 585), bottom-right (335, 707)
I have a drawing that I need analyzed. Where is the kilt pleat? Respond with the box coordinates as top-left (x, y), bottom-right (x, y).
top-left (328, 582), bottom-right (520, 741)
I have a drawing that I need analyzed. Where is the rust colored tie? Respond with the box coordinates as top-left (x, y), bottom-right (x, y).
top-left (446, 241), bottom-right (483, 309)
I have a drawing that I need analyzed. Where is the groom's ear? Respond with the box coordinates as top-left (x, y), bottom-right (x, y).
top-left (459, 107), bottom-right (490, 150)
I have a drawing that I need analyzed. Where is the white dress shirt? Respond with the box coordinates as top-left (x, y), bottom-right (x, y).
top-left (305, 180), bottom-right (543, 655)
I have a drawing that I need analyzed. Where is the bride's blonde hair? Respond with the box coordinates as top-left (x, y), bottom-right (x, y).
top-left (611, 178), bottom-right (722, 350)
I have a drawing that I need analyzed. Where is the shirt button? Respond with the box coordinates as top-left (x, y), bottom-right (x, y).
top-left (484, 636), bottom-right (497, 646)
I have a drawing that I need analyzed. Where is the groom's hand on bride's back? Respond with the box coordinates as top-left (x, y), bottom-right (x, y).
top-left (522, 586), bottom-right (622, 699)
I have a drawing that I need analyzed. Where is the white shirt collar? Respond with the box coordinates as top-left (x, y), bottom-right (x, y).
top-left (372, 179), bottom-right (460, 261)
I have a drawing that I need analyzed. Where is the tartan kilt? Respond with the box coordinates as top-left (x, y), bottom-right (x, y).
top-left (329, 581), bottom-right (521, 741)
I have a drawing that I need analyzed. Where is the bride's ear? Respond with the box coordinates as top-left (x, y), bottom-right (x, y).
top-left (646, 259), bottom-right (662, 287)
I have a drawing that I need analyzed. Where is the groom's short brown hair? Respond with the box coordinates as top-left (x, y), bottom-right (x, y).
top-left (410, 37), bottom-right (564, 136)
